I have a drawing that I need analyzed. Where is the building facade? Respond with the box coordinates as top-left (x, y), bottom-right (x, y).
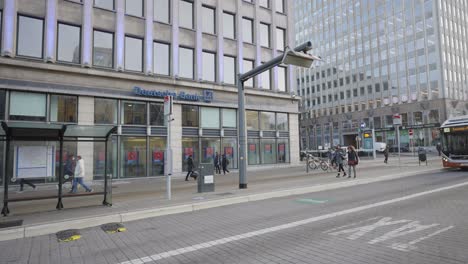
top-left (295, 0), bottom-right (468, 151)
top-left (0, 0), bottom-right (300, 185)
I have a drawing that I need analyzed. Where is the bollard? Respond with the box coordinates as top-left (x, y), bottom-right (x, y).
top-left (306, 155), bottom-right (309, 173)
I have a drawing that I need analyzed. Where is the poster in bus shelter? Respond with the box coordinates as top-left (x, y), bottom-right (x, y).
top-left (204, 147), bottom-right (214, 159)
top-left (184, 147), bottom-right (194, 160)
top-left (126, 151), bottom-right (138, 165)
top-left (153, 151), bottom-right (164, 163)
top-left (224, 147), bottom-right (233, 158)
top-left (278, 143), bottom-right (285, 155)
top-left (249, 144), bottom-right (256, 153)
top-left (55, 151), bottom-right (69, 163)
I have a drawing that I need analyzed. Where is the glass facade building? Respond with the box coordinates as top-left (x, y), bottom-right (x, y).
top-left (0, 0), bottom-right (300, 185)
top-left (295, 0), bottom-right (468, 151)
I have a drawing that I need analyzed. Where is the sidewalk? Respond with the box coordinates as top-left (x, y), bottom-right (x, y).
top-left (0, 154), bottom-right (443, 241)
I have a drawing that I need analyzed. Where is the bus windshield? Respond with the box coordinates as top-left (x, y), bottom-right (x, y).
top-left (442, 132), bottom-right (468, 156)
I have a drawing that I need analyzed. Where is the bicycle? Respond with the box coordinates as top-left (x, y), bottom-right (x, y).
top-left (320, 158), bottom-right (348, 172)
top-left (306, 154), bottom-right (320, 170)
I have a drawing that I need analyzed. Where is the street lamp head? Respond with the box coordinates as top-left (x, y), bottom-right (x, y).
top-left (282, 50), bottom-right (321, 68)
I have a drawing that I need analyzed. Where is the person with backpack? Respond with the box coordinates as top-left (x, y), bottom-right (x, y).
top-left (222, 153), bottom-right (230, 174)
top-left (185, 155), bottom-right (195, 181)
top-left (347, 145), bottom-right (359, 178)
top-left (335, 145), bottom-right (347, 178)
top-left (383, 145), bottom-right (389, 164)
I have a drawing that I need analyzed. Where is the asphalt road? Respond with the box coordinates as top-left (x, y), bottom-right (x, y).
top-left (1, 169), bottom-right (467, 264)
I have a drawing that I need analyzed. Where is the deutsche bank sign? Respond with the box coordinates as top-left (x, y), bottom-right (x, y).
top-left (133, 86), bottom-right (213, 103)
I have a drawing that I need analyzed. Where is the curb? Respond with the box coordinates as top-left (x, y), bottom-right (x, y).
top-left (0, 167), bottom-right (442, 241)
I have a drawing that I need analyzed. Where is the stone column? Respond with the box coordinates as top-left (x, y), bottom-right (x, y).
top-left (115, 0), bottom-right (125, 71)
top-left (1, 0), bottom-right (16, 57)
top-left (144, 0), bottom-right (154, 75)
top-left (171, 0), bottom-right (179, 77)
top-left (77, 96), bottom-right (95, 181)
top-left (195, 0), bottom-right (203, 81)
top-left (254, 1), bottom-right (262, 88)
top-left (289, 113), bottom-right (301, 165)
top-left (171, 104), bottom-right (183, 175)
top-left (216, 0), bottom-right (224, 84)
top-left (82, 0), bottom-right (93, 67)
top-left (45, 0), bottom-right (58, 62)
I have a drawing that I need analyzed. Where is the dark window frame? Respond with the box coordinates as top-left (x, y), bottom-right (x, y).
top-left (154, 0), bottom-right (171, 24)
top-left (16, 14), bottom-right (45, 59)
top-left (56, 21), bottom-right (82, 64)
top-left (9, 90), bottom-right (47, 122)
top-left (92, 29), bottom-right (115, 69)
top-left (201, 5), bottom-right (216, 34)
top-left (124, 34), bottom-right (144, 73)
top-left (153, 41), bottom-right (171, 76)
top-left (125, 0), bottom-right (144, 17)
top-left (202, 50), bottom-right (217, 83)
top-left (94, 0), bottom-right (115, 10)
top-left (222, 11), bottom-right (236, 40)
top-left (179, 46), bottom-right (195, 80)
top-left (49, 93), bottom-right (79, 124)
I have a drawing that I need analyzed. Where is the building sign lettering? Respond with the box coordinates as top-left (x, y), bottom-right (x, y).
top-left (133, 86), bottom-right (213, 103)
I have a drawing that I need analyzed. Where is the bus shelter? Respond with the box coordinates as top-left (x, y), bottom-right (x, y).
top-left (1, 121), bottom-right (116, 216)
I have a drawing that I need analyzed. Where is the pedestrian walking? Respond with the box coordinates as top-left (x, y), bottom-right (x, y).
top-left (214, 152), bottom-right (221, 174)
top-left (70, 155), bottom-right (92, 193)
top-left (383, 145), bottom-right (389, 164)
top-left (436, 142), bottom-right (441, 156)
top-left (335, 146), bottom-right (347, 178)
top-left (222, 154), bottom-right (230, 174)
top-left (18, 178), bottom-right (36, 193)
top-left (61, 154), bottom-right (76, 190)
top-left (185, 155), bottom-right (195, 181)
top-left (347, 145), bottom-right (359, 178)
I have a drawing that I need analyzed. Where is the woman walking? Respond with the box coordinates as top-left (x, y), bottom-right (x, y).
top-left (347, 145), bottom-right (359, 178)
top-left (335, 146), bottom-right (347, 178)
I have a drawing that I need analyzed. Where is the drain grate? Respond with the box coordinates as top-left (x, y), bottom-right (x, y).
top-left (56, 229), bottom-right (81, 242)
top-left (216, 192), bottom-right (234, 196)
top-left (101, 223), bottom-right (126, 234)
top-left (0, 219), bottom-right (23, 229)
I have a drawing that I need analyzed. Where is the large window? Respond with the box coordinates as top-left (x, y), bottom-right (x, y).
top-left (17, 15), bottom-right (43, 58)
top-left (223, 56), bottom-right (236, 85)
top-left (259, 0), bottom-right (270, 8)
top-left (154, 0), bottom-right (170, 23)
top-left (122, 101), bottom-right (146, 125)
top-left (260, 68), bottom-right (271, 89)
top-left (260, 112), bottom-right (275, 130)
top-left (179, 47), bottom-right (193, 79)
top-left (150, 103), bottom-right (164, 126)
top-left (182, 137), bottom-right (199, 171)
top-left (246, 111), bottom-right (259, 130)
top-left (9, 91), bottom-right (46, 121)
top-left (223, 12), bottom-right (235, 39)
top-left (242, 18), bottom-right (254, 44)
top-left (277, 139), bottom-right (289, 163)
top-left (93, 30), bottom-right (114, 68)
top-left (276, 113), bottom-right (288, 131)
top-left (222, 138), bottom-right (237, 169)
top-left (242, 59), bottom-right (254, 87)
top-left (260, 23), bottom-right (270, 48)
top-left (248, 139), bottom-right (260, 165)
top-left (153, 42), bottom-right (170, 75)
top-left (261, 139), bottom-right (276, 164)
top-left (201, 138), bottom-right (220, 163)
top-left (57, 23), bottom-right (81, 64)
top-left (202, 51), bottom-right (216, 82)
top-left (275, 0), bottom-right (284, 13)
top-left (150, 137), bottom-right (166, 176)
top-left (94, 98), bottom-right (117, 124)
top-left (222, 109), bottom-right (236, 128)
top-left (121, 137), bottom-right (147, 178)
top-left (277, 66), bottom-right (287, 92)
top-left (50, 95), bottom-right (77, 123)
top-left (125, 36), bottom-right (143, 72)
top-left (125, 0), bottom-right (143, 17)
top-left (276, 27), bottom-right (285, 51)
top-left (179, 0), bottom-right (193, 29)
top-left (182, 105), bottom-right (198, 127)
top-left (201, 107), bottom-right (220, 128)
top-left (202, 6), bottom-right (215, 34)
top-left (94, 0), bottom-right (114, 10)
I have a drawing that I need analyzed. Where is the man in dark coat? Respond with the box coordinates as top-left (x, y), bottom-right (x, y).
top-left (383, 145), bottom-right (389, 163)
top-left (185, 155), bottom-right (194, 181)
top-left (222, 154), bottom-right (230, 174)
top-left (214, 152), bottom-right (221, 174)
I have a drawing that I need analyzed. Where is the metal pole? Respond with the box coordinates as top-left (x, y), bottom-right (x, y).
top-left (103, 138), bottom-right (109, 205)
top-left (372, 128), bottom-right (376, 159)
top-left (165, 113), bottom-right (173, 199)
top-left (397, 125), bottom-right (401, 167)
top-left (238, 78), bottom-right (247, 189)
top-left (56, 136), bottom-right (64, 210)
top-left (1, 136), bottom-right (10, 216)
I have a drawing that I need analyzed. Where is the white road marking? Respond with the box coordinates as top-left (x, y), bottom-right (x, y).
top-left (328, 217), bottom-right (411, 240)
top-left (390, 226), bottom-right (455, 252)
top-left (118, 181), bottom-right (468, 264)
top-left (323, 216), bottom-right (382, 234)
top-left (368, 221), bottom-right (440, 244)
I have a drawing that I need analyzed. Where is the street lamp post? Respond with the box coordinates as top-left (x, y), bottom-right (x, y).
top-left (237, 41), bottom-right (320, 189)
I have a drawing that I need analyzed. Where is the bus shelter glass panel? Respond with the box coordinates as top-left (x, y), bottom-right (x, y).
top-left (247, 138), bottom-right (260, 165)
top-left (222, 138), bottom-right (237, 169)
top-left (93, 136), bottom-right (118, 180)
top-left (182, 137), bottom-right (199, 172)
top-left (261, 138), bottom-right (277, 164)
top-left (277, 138), bottom-right (289, 163)
top-left (120, 137), bottom-right (147, 178)
top-left (201, 138), bottom-right (220, 164)
top-left (150, 137), bottom-right (166, 176)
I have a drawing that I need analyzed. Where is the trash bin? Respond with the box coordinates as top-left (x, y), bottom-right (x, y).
top-left (418, 148), bottom-right (427, 162)
top-left (197, 163), bottom-right (215, 193)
